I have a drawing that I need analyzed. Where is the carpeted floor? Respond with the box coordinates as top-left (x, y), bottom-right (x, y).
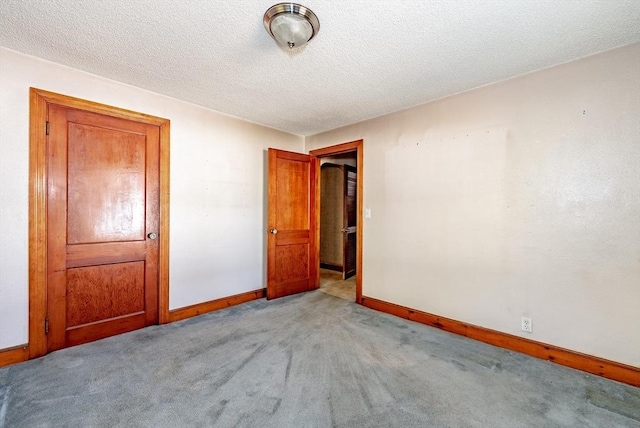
top-left (1, 291), bottom-right (638, 427)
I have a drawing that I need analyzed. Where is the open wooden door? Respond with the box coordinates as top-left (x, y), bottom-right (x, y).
top-left (342, 165), bottom-right (357, 280)
top-left (267, 148), bottom-right (317, 299)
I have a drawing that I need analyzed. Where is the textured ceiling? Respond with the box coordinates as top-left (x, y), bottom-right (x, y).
top-left (1, 1), bottom-right (639, 136)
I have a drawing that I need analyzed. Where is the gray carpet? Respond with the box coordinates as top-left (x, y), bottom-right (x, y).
top-left (1, 291), bottom-right (638, 427)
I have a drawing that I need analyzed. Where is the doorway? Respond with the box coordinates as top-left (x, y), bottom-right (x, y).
top-left (28, 88), bottom-right (170, 358)
top-left (266, 140), bottom-right (363, 303)
top-left (310, 140), bottom-right (363, 303)
top-left (318, 153), bottom-right (358, 301)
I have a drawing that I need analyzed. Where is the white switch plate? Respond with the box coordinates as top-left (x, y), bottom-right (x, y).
top-left (365, 208), bottom-right (371, 219)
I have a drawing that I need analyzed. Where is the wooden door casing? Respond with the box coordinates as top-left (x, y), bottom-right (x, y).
top-left (46, 104), bottom-right (160, 351)
top-left (29, 88), bottom-right (170, 359)
top-left (309, 140), bottom-right (364, 303)
top-left (267, 148), bottom-right (318, 299)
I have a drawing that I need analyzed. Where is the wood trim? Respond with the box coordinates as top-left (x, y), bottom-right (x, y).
top-left (361, 296), bottom-right (640, 387)
top-left (355, 142), bottom-right (363, 304)
top-left (168, 289), bottom-right (266, 323)
top-left (30, 88), bottom-right (168, 126)
top-left (0, 345), bottom-right (29, 368)
top-left (320, 263), bottom-right (343, 272)
top-left (310, 140), bottom-right (362, 157)
top-left (267, 149), bottom-right (278, 299)
top-left (310, 153), bottom-right (321, 290)
top-left (310, 140), bottom-right (364, 304)
top-left (158, 121), bottom-right (171, 324)
top-left (28, 88), bottom-right (171, 358)
top-left (29, 89), bottom-right (48, 358)
top-left (309, 152), bottom-right (319, 294)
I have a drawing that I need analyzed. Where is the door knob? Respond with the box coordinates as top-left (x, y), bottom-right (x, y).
top-left (269, 229), bottom-right (278, 235)
top-left (147, 232), bottom-right (158, 240)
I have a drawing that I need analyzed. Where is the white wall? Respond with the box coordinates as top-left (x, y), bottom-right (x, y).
top-left (0, 48), bottom-right (303, 349)
top-left (305, 44), bottom-right (640, 367)
top-left (320, 155), bottom-right (357, 168)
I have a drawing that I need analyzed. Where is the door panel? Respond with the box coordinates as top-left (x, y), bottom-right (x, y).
top-left (343, 166), bottom-right (357, 280)
top-left (275, 244), bottom-right (309, 283)
top-left (275, 157), bottom-right (310, 229)
top-left (47, 104), bottom-right (159, 351)
top-left (66, 241), bottom-right (147, 268)
top-left (66, 262), bottom-right (145, 327)
top-left (67, 123), bottom-right (147, 244)
top-left (267, 148), bottom-right (317, 299)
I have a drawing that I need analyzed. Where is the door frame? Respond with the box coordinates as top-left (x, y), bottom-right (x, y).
top-left (310, 140), bottom-right (363, 303)
top-left (28, 88), bottom-right (171, 359)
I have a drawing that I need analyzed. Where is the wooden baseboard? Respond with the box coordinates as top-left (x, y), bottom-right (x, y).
top-left (168, 288), bottom-right (266, 323)
top-left (1, 290), bottom-right (265, 368)
top-left (320, 263), bottom-right (343, 272)
top-left (360, 296), bottom-right (640, 387)
top-left (0, 344), bottom-right (29, 368)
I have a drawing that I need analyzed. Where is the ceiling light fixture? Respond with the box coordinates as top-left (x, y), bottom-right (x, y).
top-left (263, 3), bottom-right (320, 49)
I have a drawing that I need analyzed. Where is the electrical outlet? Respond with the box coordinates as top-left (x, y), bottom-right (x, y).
top-left (521, 317), bottom-right (532, 333)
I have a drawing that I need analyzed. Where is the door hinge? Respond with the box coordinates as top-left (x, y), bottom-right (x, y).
top-left (45, 121), bottom-right (50, 135)
top-left (44, 317), bottom-right (49, 334)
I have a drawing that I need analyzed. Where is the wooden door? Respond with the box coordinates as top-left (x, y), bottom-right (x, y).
top-left (267, 148), bottom-right (317, 299)
top-left (46, 104), bottom-right (160, 351)
top-left (319, 163), bottom-right (344, 272)
top-left (343, 165), bottom-right (357, 280)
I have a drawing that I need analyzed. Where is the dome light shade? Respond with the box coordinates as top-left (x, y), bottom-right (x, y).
top-left (264, 3), bottom-right (320, 49)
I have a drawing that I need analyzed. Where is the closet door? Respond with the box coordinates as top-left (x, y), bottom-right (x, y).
top-left (342, 165), bottom-right (357, 280)
top-left (46, 104), bottom-right (160, 351)
top-left (320, 164), bottom-right (344, 272)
